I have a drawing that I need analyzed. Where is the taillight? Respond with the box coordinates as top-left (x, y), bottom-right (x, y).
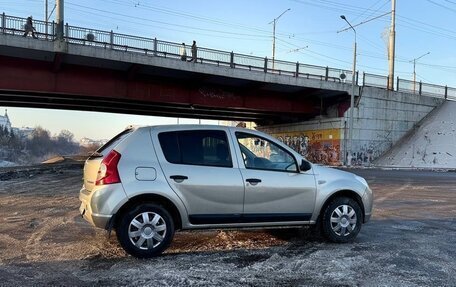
top-left (96, 150), bottom-right (121, 185)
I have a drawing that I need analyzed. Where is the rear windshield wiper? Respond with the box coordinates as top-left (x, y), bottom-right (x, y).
top-left (88, 152), bottom-right (104, 159)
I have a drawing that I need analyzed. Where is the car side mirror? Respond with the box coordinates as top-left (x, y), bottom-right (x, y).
top-left (300, 159), bottom-right (312, 172)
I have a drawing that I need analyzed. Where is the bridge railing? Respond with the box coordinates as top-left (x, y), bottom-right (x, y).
top-left (327, 67), bottom-right (352, 84)
top-left (421, 82), bottom-right (447, 98)
top-left (233, 53), bottom-right (264, 71)
top-left (197, 46), bottom-right (232, 66)
top-left (267, 59), bottom-right (296, 76)
top-left (2, 14), bottom-right (54, 38)
top-left (66, 25), bottom-right (111, 47)
top-left (447, 87), bottom-right (456, 100)
top-left (363, 73), bottom-right (388, 89)
top-left (1, 12), bottom-right (455, 100)
top-left (397, 78), bottom-right (447, 98)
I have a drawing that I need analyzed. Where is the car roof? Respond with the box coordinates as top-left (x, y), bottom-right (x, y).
top-left (135, 124), bottom-right (252, 132)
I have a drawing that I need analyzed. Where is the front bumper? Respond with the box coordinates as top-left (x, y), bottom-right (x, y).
top-left (362, 186), bottom-right (374, 223)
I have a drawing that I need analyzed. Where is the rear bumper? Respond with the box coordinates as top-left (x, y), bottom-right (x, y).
top-left (79, 200), bottom-right (112, 229)
top-left (79, 183), bottom-right (128, 229)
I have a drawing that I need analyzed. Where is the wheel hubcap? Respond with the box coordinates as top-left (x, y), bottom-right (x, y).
top-left (128, 212), bottom-right (167, 250)
top-left (143, 226), bottom-right (153, 237)
top-left (330, 205), bottom-right (357, 237)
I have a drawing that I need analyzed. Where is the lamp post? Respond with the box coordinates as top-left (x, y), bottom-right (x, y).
top-left (411, 52), bottom-right (430, 93)
top-left (340, 15), bottom-right (357, 167)
top-left (269, 8), bottom-right (290, 70)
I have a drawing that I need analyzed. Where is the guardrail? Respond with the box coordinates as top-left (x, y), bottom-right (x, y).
top-left (1, 12), bottom-right (455, 100)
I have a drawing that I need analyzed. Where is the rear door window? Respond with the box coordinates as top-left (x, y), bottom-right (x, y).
top-left (158, 130), bottom-right (232, 167)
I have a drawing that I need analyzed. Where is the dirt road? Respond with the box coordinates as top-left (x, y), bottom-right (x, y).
top-left (0, 166), bottom-right (455, 286)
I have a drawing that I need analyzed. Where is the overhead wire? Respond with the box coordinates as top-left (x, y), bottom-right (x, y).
top-left (100, 0), bottom-right (278, 37)
top-left (351, 0), bottom-right (385, 22)
top-left (66, 2), bottom-right (271, 40)
top-left (425, 0), bottom-right (456, 13)
top-left (355, 0), bottom-right (390, 23)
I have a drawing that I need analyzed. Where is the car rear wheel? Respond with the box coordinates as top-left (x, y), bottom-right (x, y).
top-left (322, 197), bottom-right (362, 243)
top-left (116, 203), bottom-right (174, 258)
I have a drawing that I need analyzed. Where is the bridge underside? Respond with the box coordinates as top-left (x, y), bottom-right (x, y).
top-left (0, 49), bottom-right (349, 124)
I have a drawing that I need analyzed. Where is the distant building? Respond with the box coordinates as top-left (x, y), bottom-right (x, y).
top-left (17, 127), bottom-right (35, 139)
top-left (79, 137), bottom-right (107, 148)
top-left (0, 109), bottom-right (12, 132)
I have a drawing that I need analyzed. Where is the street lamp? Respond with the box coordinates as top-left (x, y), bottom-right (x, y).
top-left (269, 8), bottom-right (291, 70)
top-left (410, 52), bottom-right (430, 93)
top-left (340, 15), bottom-right (357, 167)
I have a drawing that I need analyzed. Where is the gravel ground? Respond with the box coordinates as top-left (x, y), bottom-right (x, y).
top-left (0, 166), bottom-right (455, 286)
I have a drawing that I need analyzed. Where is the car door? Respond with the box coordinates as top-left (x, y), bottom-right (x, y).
top-left (153, 128), bottom-right (245, 224)
top-left (232, 131), bottom-right (317, 222)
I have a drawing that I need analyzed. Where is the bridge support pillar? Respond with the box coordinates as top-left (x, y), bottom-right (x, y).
top-left (54, 37), bottom-right (68, 53)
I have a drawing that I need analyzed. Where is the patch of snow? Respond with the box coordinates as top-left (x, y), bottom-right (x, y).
top-left (0, 160), bottom-right (16, 167)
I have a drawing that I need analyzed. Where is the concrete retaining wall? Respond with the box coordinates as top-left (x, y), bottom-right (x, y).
top-left (259, 86), bottom-right (444, 166)
top-left (348, 87), bottom-right (444, 165)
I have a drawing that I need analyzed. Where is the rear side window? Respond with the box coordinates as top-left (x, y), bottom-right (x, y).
top-left (158, 130), bottom-right (232, 167)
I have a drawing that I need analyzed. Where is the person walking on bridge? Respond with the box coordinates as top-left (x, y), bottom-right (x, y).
top-left (180, 43), bottom-right (187, 61)
top-left (23, 16), bottom-right (38, 39)
top-left (190, 40), bottom-right (197, 63)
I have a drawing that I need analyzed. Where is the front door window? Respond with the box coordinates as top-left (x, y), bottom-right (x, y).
top-left (235, 132), bottom-right (297, 172)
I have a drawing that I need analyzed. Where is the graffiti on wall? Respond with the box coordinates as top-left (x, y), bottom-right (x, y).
top-left (271, 129), bottom-right (342, 166)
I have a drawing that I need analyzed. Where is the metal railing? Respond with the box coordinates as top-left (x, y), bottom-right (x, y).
top-left (363, 73), bottom-right (388, 89)
top-left (1, 12), bottom-right (455, 100)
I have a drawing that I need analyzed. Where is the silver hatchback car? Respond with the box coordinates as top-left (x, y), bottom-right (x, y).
top-left (79, 125), bottom-right (373, 258)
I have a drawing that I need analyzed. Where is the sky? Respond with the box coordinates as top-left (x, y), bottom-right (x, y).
top-left (2, 0), bottom-right (456, 140)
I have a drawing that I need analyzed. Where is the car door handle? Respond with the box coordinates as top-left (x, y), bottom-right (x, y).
top-left (246, 178), bottom-right (261, 185)
top-left (170, 175), bottom-right (188, 182)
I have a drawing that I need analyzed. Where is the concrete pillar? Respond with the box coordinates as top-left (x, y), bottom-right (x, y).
top-left (56, 0), bottom-right (64, 40)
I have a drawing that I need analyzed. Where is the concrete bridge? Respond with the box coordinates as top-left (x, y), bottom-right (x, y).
top-left (0, 14), bottom-right (360, 124)
top-left (0, 13), bottom-right (453, 164)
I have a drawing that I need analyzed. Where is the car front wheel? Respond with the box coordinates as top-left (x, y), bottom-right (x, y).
top-left (116, 203), bottom-right (175, 258)
top-left (322, 197), bottom-right (362, 243)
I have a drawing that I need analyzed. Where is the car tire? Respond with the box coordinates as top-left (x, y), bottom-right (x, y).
top-left (322, 197), bottom-right (362, 243)
top-left (116, 203), bottom-right (175, 258)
